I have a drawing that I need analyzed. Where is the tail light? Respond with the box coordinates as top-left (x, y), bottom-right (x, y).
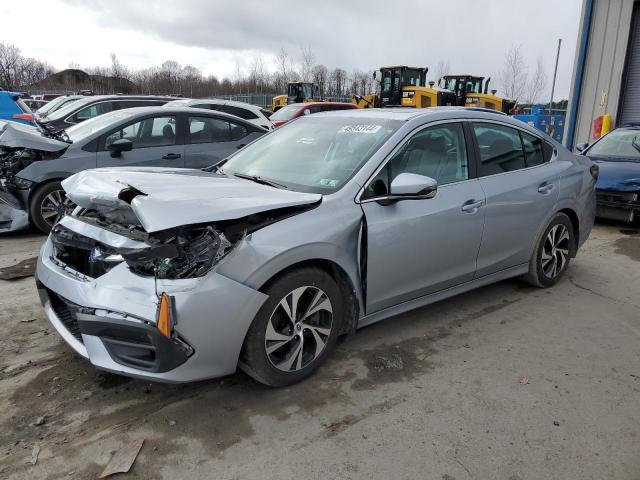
top-left (12, 113), bottom-right (33, 122)
top-left (590, 164), bottom-right (599, 180)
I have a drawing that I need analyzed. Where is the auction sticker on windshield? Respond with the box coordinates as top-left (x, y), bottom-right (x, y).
top-left (338, 125), bottom-right (382, 134)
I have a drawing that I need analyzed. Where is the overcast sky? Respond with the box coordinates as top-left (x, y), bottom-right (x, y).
top-left (2, 0), bottom-right (582, 98)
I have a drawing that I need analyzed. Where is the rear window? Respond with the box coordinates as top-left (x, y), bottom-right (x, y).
top-left (218, 105), bottom-right (258, 120)
top-left (270, 104), bottom-right (302, 122)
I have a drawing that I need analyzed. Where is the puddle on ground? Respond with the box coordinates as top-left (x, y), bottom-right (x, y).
top-left (614, 236), bottom-right (640, 261)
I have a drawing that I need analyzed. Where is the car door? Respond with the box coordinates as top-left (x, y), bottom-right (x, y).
top-left (183, 115), bottom-right (260, 169)
top-left (471, 121), bottom-right (562, 277)
top-left (361, 122), bottom-right (486, 313)
top-left (96, 114), bottom-right (185, 168)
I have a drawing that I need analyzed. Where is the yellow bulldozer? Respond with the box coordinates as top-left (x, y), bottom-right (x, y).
top-left (271, 81), bottom-right (321, 111)
top-left (440, 75), bottom-right (515, 113)
top-left (352, 66), bottom-right (457, 109)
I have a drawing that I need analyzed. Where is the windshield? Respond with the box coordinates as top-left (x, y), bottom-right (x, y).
top-left (401, 69), bottom-right (424, 87)
top-left (589, 129), bottom-right (640, 159)
top-left (65, 110), bottom-right (137, 143)
top-left (270, 104), bottom-right (302, 122)
top-left (222, 116), bottom-right (402, 193)
top-left (164, 99), bottom-right (191, 107)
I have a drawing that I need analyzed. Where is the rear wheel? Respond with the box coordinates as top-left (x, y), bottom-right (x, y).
top-left (240, 267), bottom-right (343, 387)
top-left (523, 212), bottom-right (575, 288)
top-left (30, 181), bottom-right (75, 233)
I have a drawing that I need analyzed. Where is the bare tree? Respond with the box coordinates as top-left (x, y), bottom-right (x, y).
top-left (525, 56), bottom-right (548, 104)
top-left (499, 45), bottom-right (528, 101)
top-left (275, 48), bottom-right (290, 91)
top-left (433, 58), bottom-right (451, 82)
top-left (311, 64), bottom-right (328, 96)
top-left (300, 46), bottom-right (315, 82)
top-left (0, 42), bottom-right (21, 89)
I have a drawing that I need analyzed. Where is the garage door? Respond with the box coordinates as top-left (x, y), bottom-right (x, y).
top-left (619, 2), bottom-right (640, 125)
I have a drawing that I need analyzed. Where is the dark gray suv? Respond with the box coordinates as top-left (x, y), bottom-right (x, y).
top-left (36, 95), bottom-right (175, 134)
top-left (0, 107), bottom-right (266, 233)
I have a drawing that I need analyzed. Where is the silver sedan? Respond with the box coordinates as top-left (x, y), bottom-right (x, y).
top-left (35, 108), bottom-right (597, 386)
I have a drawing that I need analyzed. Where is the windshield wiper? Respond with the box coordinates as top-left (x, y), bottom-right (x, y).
top-left (231, 172), bottom-right (288, 189)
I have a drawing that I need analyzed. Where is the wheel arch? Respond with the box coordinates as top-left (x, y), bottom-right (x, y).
top-left (255, 257), bottom-right (361, 335)
top-left (558, 207), bottom-right (580, 253)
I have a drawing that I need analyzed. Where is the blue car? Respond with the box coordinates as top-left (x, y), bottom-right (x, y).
top-left (578, 124), bottom-right (640, 222)
top-left (0, 91), bottom-right (34, 126)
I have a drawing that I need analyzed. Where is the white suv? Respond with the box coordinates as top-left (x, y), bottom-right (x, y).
top-left (164, 98), bottom-right (274, 130)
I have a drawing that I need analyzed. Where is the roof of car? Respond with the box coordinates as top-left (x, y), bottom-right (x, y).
top-left (290, 101), bottom-right (357, 108)
top-left (108, 106), bottom-right (268, 129)
top-left (170, 98), bottom-right (263, 110)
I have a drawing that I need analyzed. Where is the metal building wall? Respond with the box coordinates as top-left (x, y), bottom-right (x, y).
top-left (564, 0), bottom-right (636, 149)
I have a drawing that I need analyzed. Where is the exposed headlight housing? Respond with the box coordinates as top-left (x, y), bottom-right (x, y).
top-left (122, 226), bottom-right (232, 279)
top-left (11, 176), bottom-right (33, 189)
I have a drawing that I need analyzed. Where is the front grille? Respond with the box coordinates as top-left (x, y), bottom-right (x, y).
top-left (51, 224), bottom-right (122, 278)
top-left (47, 289), bottom-right (83, 343)
top-left (596, 190), bottom-right (640, 207)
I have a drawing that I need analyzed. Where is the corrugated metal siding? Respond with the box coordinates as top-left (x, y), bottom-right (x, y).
top-left (565, 0), bottom-right (636, 148)
top-left (619, 3), bottom-right (640, 125)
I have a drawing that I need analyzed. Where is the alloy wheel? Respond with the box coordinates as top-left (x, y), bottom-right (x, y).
top-left (40, 189), bottom-right (75, 228)
top-left (541, 224), bottom-right (570, 279)
top-left (265, 285), bottom-right (333, 372)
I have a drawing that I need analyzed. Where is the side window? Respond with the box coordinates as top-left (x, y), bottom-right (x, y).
top-left (104, 116), bottom-right (176, 149)
top-left (229, 121), bottom-right (248, 140)
top-left (363, 123), bottom-right (469, 198)
top-left (188, 116), bottom-right (230, 143)
top-left (72, 102), bottom-right (112, 122)
top-left (521, 131), bottom-right (545, 167)
top-left (473, 123), bottom-right (526, 176)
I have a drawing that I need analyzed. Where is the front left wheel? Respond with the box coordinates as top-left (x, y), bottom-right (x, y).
top-left (240, 267), bottom-right (343, 387)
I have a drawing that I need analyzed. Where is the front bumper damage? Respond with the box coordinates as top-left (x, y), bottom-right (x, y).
top-left (0, 189), bottom-right (29, 233)
top-left (596, 189), bottom-right (640, 222)
top-left (36, 216), bottom-right (268, 383)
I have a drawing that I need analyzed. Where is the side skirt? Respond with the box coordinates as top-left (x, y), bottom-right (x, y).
top-left (357, 263), bottom-right (529, 329)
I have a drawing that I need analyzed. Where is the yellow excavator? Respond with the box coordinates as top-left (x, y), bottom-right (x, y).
top-left (271, 81), bottom-right (321, 111)
top-left (440, 75), bottom-right (515, 113)
top-left (352, 66), bottom-right (457, 109)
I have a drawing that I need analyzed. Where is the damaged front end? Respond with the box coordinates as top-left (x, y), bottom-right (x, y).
top-left (0, 121), bottom-right (69, 232)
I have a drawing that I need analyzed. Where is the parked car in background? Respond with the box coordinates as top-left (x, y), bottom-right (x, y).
top-left (164, 98), bottom-right (274, 130)
top-left (0, 107), bottom-right (266, 233)
top-left (34, 108), bottom-right (596, 386)
top-left (269, 101), bottom-right (358, 128)
top-left (23, 99), bottom-right (48, 111)
top-left (37, 95), bottom-right (175, 134)
top-left (35, 95), bottom-right (83, 120)
top-left (577, 124), bottom-right (640, 222)
top-left (0, 91), bottom-right (34, 125)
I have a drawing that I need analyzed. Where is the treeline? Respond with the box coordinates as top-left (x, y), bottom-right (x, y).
top-left (0, 42), bottom-right (376, 98)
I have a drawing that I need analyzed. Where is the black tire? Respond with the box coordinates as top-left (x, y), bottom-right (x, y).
top-left (29, 181), bottom-right (74, 233)
top-left (240, 267), bottom-right (343, 387)
top-left (523, 212), bottom-right (575, 288)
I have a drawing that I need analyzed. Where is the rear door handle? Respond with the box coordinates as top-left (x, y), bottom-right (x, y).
top-left (236, 144), bottom-right (247, 149)
top-left (461, 199), bottom-right (483, 213)
top-left (538, 183), bottom-right (554, 194)
top-left (162, 153), bottom-right (181, 160)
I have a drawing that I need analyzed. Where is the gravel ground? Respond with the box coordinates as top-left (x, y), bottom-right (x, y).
top-left (0, 222), bottom-right (639, 480)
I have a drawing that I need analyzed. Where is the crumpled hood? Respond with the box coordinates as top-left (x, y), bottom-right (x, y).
top-left (0, 120), bottom-right (68, 152)
top-left (592, 156), bottom-right (640, 191)
top-left (62, 167), bottom-right (322, 232)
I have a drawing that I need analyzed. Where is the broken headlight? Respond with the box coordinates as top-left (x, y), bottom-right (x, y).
top-left (122, 226), bottom-right (232, 279)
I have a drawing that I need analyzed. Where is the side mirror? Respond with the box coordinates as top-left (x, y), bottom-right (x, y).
top-left (108, 138), bottom-right (133, 157)
top-left (303, 109), bottom-right (311, 116)
top-left (388, 173), bottom-right (437, 199)
top-left (575, 142), bottom-right (588, 154)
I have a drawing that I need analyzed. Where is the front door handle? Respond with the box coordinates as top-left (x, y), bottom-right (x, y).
top-left (162, 153), bottom-right (181, 160)
top-left (461, 199), bottom-right (483, 213)
top-left (236, 144), bottom-right (247, 149)
top-left (538, 182), bottom-right (554, 194)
